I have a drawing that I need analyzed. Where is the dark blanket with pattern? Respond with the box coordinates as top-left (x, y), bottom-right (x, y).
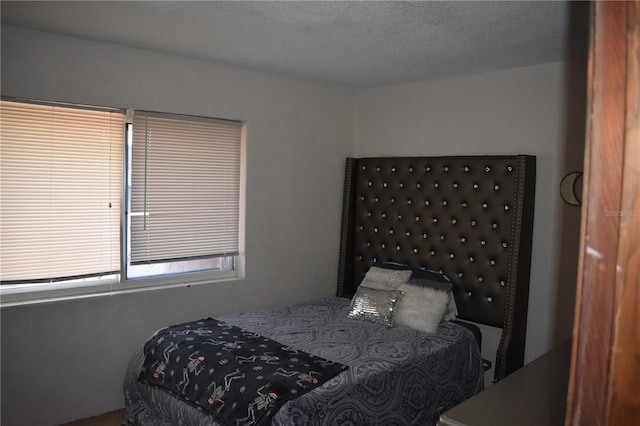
top-left (139, 318), bottom-right (347, 426)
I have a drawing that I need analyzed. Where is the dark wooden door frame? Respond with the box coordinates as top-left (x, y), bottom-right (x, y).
top-left (566, 1), bottom-right (640, 425)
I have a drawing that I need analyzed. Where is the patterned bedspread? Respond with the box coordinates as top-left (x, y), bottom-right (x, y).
top-left (124, 296), bottom-right (483, 426)
top-left (139, 319), bottom-right (346, 425)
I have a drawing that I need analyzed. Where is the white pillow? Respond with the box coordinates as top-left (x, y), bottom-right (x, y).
top-left (444, 294), bottom-right (459, 321)
top-left (394, 283), bottom-right (450, 333)
top-left (359, 266), bottom-right (412, 291)
top-left (405, 276), bottom-right (458, 321)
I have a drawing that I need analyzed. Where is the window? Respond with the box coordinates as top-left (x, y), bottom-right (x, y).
top-left (0, 99), bottom-right (244, 303)
top-left (127, 111), bottom-right (242, 279)
top-left (0, 100), bottom-right (124, 285)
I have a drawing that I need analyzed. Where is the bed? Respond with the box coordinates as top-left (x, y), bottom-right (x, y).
top-left (123, 155), bottom-right (536, 426)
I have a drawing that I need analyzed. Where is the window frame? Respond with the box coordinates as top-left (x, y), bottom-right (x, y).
top-left (0, 99), bottom-right (246, 306)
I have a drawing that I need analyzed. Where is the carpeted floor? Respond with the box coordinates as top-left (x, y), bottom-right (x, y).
top-left (59, 409), bottom-right (125, 426)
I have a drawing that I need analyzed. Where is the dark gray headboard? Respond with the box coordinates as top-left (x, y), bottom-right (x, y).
top-left (337, 155), bottom-right (536, 381)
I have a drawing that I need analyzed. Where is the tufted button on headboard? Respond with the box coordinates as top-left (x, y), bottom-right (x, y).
top-left (336, 156), bottom-right (536, 381)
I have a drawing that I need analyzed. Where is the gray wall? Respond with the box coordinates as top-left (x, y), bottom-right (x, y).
top-left (1, 25), bottom-right (586, 425)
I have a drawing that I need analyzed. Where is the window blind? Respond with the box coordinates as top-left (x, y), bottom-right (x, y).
top-left (0, 99), bottom-right (124, 283)
top-left (130, 112), bottom-right (241, 265)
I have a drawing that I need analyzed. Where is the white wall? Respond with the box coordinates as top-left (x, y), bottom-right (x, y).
top-left (354, 62), bottom-right (587, 372)
top-left (1, 26), bottom-right (586, 426)
top-left (0, 26), bottom-right (356, 426)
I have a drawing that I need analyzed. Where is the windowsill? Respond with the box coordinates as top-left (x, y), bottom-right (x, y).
top-left (0, 272), bottom-right (243, 308)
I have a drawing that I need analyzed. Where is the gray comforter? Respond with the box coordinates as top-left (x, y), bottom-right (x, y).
top-left (124, 296), bottom-right (483, 426)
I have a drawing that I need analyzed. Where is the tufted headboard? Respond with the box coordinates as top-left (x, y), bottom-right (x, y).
top-left (336, 155), bottom-right (536, 381)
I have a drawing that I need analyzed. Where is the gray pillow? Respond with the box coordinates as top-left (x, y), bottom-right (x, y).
top-left (375, 262), bottom-right (451, 283)
top-left (359, 266), bottom-right (412, 290)
top-left (347, 286), bottom-right (404, 327)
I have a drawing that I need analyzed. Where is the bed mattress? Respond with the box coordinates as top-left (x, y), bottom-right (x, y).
top-left (124, 296), bottom-right (483, 426)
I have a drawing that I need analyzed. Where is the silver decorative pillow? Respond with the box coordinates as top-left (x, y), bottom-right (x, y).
top-left (347, 286), bottom-right (404, 327)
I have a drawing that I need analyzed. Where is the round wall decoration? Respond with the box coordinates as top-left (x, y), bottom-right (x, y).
top-left (560, 171), bottom-right (583, 206)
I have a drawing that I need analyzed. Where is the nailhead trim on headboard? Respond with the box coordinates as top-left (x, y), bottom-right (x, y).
top-left (336, 155), bottom-right (536, 381)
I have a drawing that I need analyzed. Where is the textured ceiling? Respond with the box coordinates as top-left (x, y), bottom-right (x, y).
top-left (1, 1), bottom-right (589, 88)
